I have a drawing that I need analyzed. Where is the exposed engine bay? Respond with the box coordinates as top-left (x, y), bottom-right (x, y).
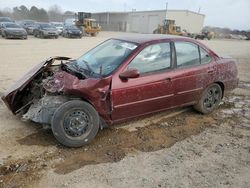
top-left (2, 57), bottom-right (110, 126)
top-left (21, 62), bottom-right (82, 124)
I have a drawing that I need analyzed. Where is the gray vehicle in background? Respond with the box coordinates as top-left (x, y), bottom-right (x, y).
top-left (1, 22), bottom-right (27, 39)
top-left (50, 22), bottom-right (63, 35)
top-left (0, 17), bottom-right (13, 35)
top-left (62, 25), bottom-right (82, 38)
top-left (18, 20), bottom-right (37, 35)
top-left (33, 23), bottom-right (59, 39)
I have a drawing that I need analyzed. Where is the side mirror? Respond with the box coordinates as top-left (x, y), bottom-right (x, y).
top-left (119, 68), bottom-right (140, 80)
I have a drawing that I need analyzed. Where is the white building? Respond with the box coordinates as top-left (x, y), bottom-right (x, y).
top-left (92, 9), bottom-right (205, 34)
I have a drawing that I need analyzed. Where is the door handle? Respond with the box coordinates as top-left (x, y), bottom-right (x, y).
top-left (165, 77), bottom-right (172, 81)
top-left (207, 68), bottom-right (216, 74)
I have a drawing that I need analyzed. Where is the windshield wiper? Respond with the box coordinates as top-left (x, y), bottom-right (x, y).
top-left (61, 61), bottom-right (88, 79)
top-left (77, 60), bottom-right (100, 77)
top-left (80, 60), bottom-right (94, 74)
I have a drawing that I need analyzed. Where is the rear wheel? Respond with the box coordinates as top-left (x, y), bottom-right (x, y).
top-left (51, 100), bottom-right (100, 147)
top-left (4, 32), bottom-right (8, 39)
top-left (194, 83), bottom-right (222, 114)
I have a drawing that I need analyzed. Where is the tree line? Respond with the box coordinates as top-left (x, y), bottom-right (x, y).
top-left (0, 5), bottom-right (75, 22)
top-left (203, 26), bottom-right (250, 36)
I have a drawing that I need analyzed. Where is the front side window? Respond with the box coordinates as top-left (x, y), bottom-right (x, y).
top-left (128, 42), bottom-right (171, 74)
top-left (175, 42), bottom-right (200, 68)
top-left (200, 47), bottom-right (212, 64)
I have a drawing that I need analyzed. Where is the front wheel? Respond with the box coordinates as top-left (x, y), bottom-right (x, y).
top-left (51, 100), bottom-right (100, 147)
top-left (40, 32), bottom-right (44, 38)
top-left (194, 83), bottom-right (222, 114)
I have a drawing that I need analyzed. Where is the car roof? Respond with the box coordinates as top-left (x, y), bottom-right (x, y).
top-left (113, 34), bottom-right (189, 44)
top-left (2, 22), bottom-right (17, 26)
top-left (38, 22), bottom-right (51, 25)
top-left (0, 17), bottom-right (11, 20)
top-left (21, 19), bottom-right (35, 21)
top-left (51, 22), bottom-right (63, 24)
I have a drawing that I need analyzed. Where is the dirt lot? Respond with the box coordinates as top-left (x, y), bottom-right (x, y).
top-left (0, 32), bottom-right (250, 188)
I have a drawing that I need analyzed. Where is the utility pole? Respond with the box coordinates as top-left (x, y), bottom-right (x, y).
top-left (165, 2), bottom-right (168, 19)
top-left (198, 7), bottom-right (201, 13)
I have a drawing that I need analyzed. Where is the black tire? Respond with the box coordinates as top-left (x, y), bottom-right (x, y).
top-left (4, 32), bottom-right (8, 39)
top-left (194, 83), bottom-right (222, 114)
top-left (40, 32), bottom-right (44, 38)
top-left (51, 100), bottom-right (100, 147)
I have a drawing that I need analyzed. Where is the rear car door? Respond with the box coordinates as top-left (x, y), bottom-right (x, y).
top-left (111, 42), bottom-right (175, 121)
top-left (172, 41), bottom-right (215, 106)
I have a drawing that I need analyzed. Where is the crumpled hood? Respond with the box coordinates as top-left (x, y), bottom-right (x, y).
top-left (1, 57), bottom-right (71, 113)
top-left (43, 71), bottom-right (101, 94)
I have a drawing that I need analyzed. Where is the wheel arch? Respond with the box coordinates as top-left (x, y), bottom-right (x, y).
top-left (214, 81), bottom-right (225, 98)
top-left (79, 96), bottom-right (107, 129)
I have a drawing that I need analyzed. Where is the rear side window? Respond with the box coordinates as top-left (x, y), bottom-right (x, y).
top-left (200, 47), bottom-right (212, 64)
top-left (128, 42), bottom-right (171, 74)
top-left (175, 42), bottom-right (200, 68)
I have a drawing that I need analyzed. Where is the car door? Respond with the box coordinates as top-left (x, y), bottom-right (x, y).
top-left (172, 41), bottom-right (215, 106)
top-left (111, 42), bottom-right (175, 121)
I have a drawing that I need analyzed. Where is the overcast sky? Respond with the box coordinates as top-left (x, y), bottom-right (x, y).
top-left (0, 0), bottom-right (249, 30)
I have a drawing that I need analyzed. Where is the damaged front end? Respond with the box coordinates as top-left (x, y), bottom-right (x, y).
top-left (1, 57), bottom-right (112, 126)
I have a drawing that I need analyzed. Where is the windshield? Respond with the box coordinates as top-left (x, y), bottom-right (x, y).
top-left (23, 20), bottom-right (35, 24)
top-left (0, 17), bottom-right (11, 22)
top-left (5, 23), bottom-right (21, 28)
top-left (40, 24), bottom-right (54, 29)
top-left (54, 23), bottom-right (63, 27)
top-left (75, 39), bottom-right (138, 76)
top-left (67, 25), bottom-right (79, 30)
top-left (92, 22), bottom-right (97, 27)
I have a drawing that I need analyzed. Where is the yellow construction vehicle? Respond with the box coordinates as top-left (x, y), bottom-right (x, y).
top-left (75, 12), bottom-right (101, 36)
top-left (153, 19), bottom-right (182, 35)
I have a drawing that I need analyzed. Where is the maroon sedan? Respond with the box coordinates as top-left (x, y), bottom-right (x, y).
top-left (1, 35), bottom-right (238, 147)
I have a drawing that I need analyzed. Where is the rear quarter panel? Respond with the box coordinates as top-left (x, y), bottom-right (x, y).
top-left (215, 58), bottom-right (239, 91)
